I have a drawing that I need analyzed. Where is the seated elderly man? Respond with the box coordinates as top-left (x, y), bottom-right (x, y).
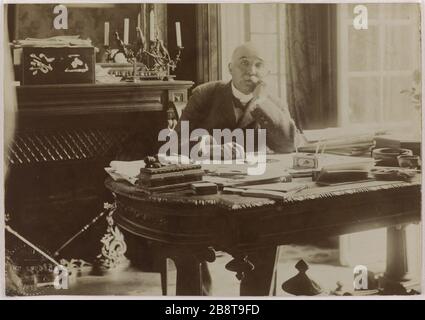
top-left (174, 42), bottom-right (297, 295)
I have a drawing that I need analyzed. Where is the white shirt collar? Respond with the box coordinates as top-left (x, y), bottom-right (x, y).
top-left (231, 82), bottom-right (253, 105)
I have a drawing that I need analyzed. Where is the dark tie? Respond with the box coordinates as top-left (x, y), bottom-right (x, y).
top-left (233, 96), bottom-right (251, 110)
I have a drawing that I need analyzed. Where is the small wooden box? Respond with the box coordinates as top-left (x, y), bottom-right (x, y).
top-left (292, 153), bottom-right (319, 169)
top-left (22, 46), bottom-right (95, 85)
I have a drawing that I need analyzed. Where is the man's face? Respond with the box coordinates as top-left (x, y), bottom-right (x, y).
top-left (229, 45), bottom-right (268, 95)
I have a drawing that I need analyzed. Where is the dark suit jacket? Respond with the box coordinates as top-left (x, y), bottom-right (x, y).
top-left (175, 81), bottom-right (296, 153)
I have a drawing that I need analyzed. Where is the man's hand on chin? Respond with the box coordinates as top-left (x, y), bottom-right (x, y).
top-left (248, 80), bottom-right (290, 128)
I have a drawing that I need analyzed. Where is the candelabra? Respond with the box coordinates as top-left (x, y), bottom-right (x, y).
top-left (103, 29), bottom-right (183, 81)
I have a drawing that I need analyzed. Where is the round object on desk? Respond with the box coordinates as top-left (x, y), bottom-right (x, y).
top-left (372, 148), bottom-right (413, 166)
top-left (370, 168), bottom-right (416, 182)
top-left (397, 155), bottom-right (421, 169)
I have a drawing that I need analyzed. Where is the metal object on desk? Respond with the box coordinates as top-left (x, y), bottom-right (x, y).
top-left (292, 153), bottom-right (318, 169)
top-left (397, 155), bottom-right (421, 169)
top-left (372, 148), bottom-right (413, 167)
top-left (370, 168), bottom-right (417, 182)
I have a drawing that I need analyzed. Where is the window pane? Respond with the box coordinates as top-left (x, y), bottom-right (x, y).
top-left (250, 34), bottom-right (279, 72)
top-left (384, 25), bottom-right (420, 70)
top-left (348, 4), bottom-right (381, 19)
top-left (380, 3), bottom-right (419, 20)
top-left (265, 74), bottom-right (279, 98)
top-left (249, 4), bottom-right (278, 33)
top-left (383, 76), bottom-right (419, 122)
top-left (348, 26), bottom-right (380, 72)
top-left (348, 77), bottom-right (380, 123)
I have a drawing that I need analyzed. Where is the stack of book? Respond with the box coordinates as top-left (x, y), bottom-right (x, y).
top-left (137, 164), bottom-right (204, 194)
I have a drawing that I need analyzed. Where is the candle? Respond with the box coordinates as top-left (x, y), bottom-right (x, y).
top-left (175, 22), bottom-right (182, 47)
top-left (137, 27), bottom-right (146, 48)
top-left (104, 22), bottom-right (109, 46)
top-left (150, 9), bottom-right (155, 40)
top-left (124, 18), bottom-right (129, 44)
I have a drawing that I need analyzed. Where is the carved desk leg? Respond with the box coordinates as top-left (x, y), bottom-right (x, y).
top-left (171, 247), bottom-right (215, 296)
top-left (92, 202), bottom-right (130, 275)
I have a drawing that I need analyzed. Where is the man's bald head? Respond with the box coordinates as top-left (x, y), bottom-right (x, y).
top-left (228, 42), bottom-right (269, 94)
top-left (230, 42), bottom-right (268, 65)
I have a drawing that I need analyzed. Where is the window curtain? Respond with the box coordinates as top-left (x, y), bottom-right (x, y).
top-left (285, 4), bottom-right (337, 130)
top-left (196, 4), bottom-right (221, 84)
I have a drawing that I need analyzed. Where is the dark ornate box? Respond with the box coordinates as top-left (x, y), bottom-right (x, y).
top-left (21, 46), bottom-right (95, 85)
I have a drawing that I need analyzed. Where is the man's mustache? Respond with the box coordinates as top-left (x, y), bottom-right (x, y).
top-left (243, 75), bottom-right (260, 83)
top-left (249, 75), bottom-right (260, 83)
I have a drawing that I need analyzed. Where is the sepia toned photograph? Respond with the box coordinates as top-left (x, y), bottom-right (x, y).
top-left (2, 1), bottom-right (423, 298)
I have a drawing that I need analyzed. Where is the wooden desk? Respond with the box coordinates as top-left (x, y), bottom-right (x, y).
top-left (105, 174), bottom-right (421, 295)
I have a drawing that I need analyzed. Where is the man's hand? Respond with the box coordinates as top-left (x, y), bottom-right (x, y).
top-left (221, 141), bottom-right (245, 160)
top-left (239, 78), bottom-right (267, 126)
top-left (251, 76), bottom-right (268, 103)
top-left (196, 135), bottom-right (245, 161)
top-left (246, 79), bottom-right (293, 138)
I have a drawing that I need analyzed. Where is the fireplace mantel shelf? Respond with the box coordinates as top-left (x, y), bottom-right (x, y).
top-left (16, 80), bottom-right (194, 116)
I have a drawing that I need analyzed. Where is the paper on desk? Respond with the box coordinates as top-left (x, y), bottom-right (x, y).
top-left (203, 166), bottom-right (291, 187)
top-left (299, 126), bottom-right (377, 155)
top-left (269, 153), bottom-right (375, 171)
top-left (242, 182), bottom-right (308, 192)
top-left (105, 160), bottom-right (146, 185)
top-left (301, 127), bottom-right (377, 143)
top-left (157, 154), bottom-right (191, 165)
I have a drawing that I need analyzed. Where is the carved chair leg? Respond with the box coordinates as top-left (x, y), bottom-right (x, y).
top-left (173, 254), bottom-right (203, 296)
top-left (171, 248), bottom-right (215, 296)
top-left (226, 247), bottom-right (281, 296)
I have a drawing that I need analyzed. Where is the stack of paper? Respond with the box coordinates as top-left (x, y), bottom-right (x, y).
top-left (105, 160), bottom-right (146, 185)
top-left (299, 127), bottom-right (376, 156)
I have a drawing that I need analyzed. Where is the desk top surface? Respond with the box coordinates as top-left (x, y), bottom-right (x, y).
top-left (105, 175), bottom-right (421, 211)
top-left (105, 155), bottom-right (421, 247)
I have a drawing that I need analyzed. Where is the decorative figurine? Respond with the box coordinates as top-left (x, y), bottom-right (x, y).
top-left (281, 259), bottom-right (323, 296)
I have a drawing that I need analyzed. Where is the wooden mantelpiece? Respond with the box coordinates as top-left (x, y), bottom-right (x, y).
top-left (16, 81), bottom-right (194, 117)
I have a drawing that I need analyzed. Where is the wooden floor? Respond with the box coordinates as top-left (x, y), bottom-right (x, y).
top-left (17, 244), bottom-right (370, 297)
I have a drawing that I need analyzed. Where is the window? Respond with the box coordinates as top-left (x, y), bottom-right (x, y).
top-left (338, 4), bottom-right (421, 274)
top-left (337, 4), bottom-right (421, 126)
